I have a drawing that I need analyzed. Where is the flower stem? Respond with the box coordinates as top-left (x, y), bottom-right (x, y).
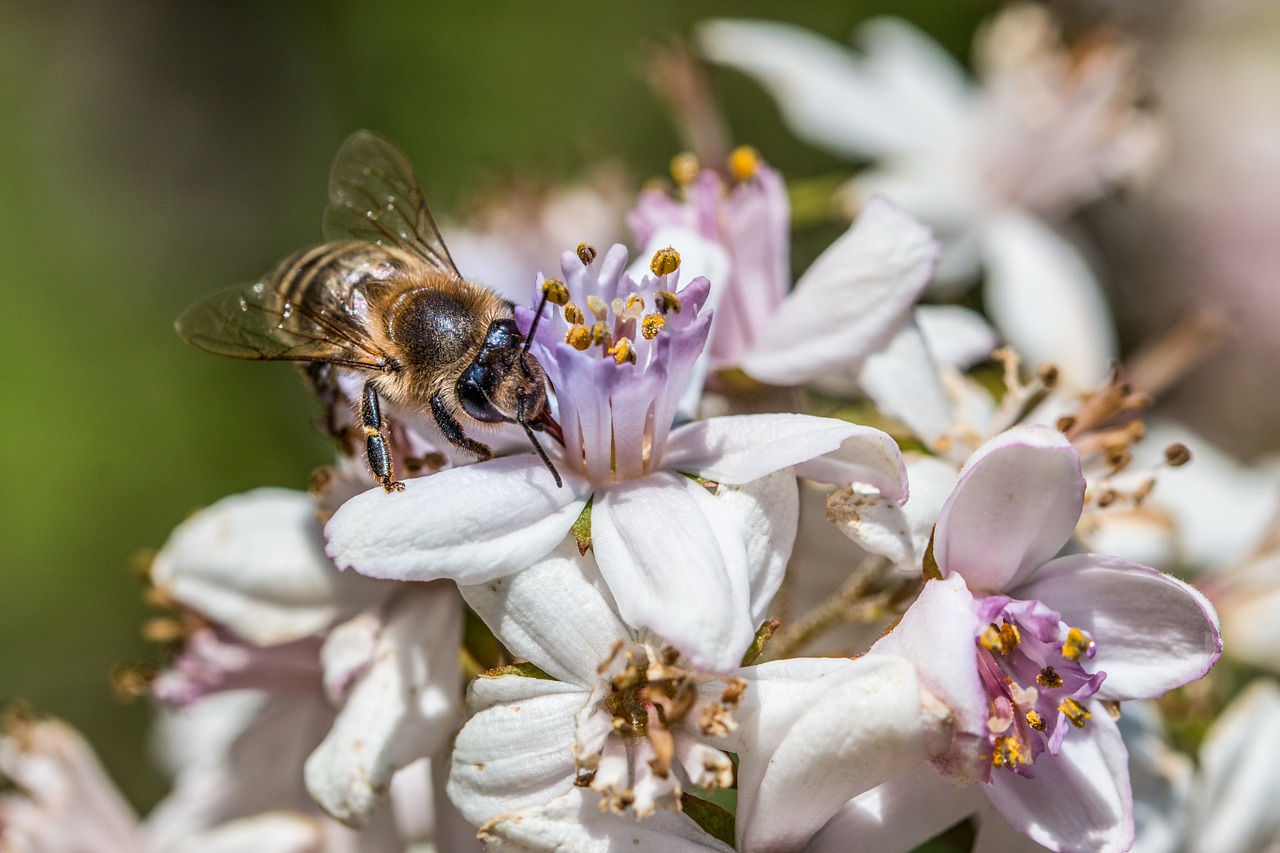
top-left (765, 555), bottom-right (895, 660)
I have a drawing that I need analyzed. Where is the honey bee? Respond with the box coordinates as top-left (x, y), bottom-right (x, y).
top-left (176, 130), bottom-right (563, 492)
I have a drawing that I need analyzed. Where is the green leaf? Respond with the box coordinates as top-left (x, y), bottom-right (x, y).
top-left (571, 497), bottom-right (593, 554)
top-left (741, 619), bottom-right (780, 667)
top-left (681, 792), bottom-right (736, 848)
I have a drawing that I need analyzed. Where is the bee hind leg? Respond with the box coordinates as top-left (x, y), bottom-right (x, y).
top-left (360, 379), bottom-right (405, 492)
top-left (429, 393), bottom-right (493, 461)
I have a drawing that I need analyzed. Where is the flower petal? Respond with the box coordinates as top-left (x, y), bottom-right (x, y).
top-left (325, 457), bottom-right (591, 584)
top-left (664, 413), bottom-right (906, 500)
top-left (982, 212), bottom-right (1116, 390)
top-left (984, 708), bottom-right (1134, 853)
top-left (305, 584), bottom-right (462, 826)
top-left (712, 469), bottom-right (799, 625)
top-left (934, 425), bottom-right (1084, 592)
top-left (857, 319), bottom-right (955, 446)
top-left (808, 764), bottom-right (984, 853)
top-left (732, 655), bottom-right (935, 852)
top-left (1015, 555), bottom-right (1221, 701)
top-left (591, 474), bottom-right (753, 673)
top-left (916, 304), bottom-right (999, 370)
top-left (446, 677), bottom-right (584, 828)
top-left (741, 197), bottom-right (937, 386)
top-left (477, 788), bottom-right (733, 852)
top-left (460, 540), bottom-right (629, 687)
top-left (151, 488), bottom-right (389, 646)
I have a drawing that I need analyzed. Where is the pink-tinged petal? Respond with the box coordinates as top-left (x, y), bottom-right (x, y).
top-left (325, 457), bottom-right (591, 584)
top-left (1191, 680), bottom-right (1280, 853)
top-left (857, 320), bottom-right (955, 446)
top-left (871, 575), bottom-right (988, 784)
top-left (0, 717), bottom-right (145, 853)
top-left (697, 19), bottom-right (968, 159)
top-left (665, 413), bottom-right (906, 501)
top-left (808, 764), bottom-right (984, 853)
top-left (712, 470), bottom-right (799, 625)
top-left (732, 656), bottom-right (937, 853)
top-left (971, 803), bottom-right (1069, 853)
top-left (173, 813), bottom-right (322, 853)
top-left (916, 304), bottom-right (1000, 370)
top-left (591, 474), bottom-right (753, 673)
top-left (446, 678), bottom-right (584, 828)
top-left (478, 788), bottom-right (733, 852)
top-left (982, 213), bottom-right (1116, 390)
top-left (151, 488), bottom-right (390, 647)
top-left (741, 197), bottom-right (937, 386)
top-left (934, 426), bottom-right (1084, 592)
top-left (460, 540), bottom-right (629, 687)
top-left (984, 709), bottom-right (1134, 853)
top-left (1015, 555), bottom-right (1221, 701)
top-left (305, 584), bottom-right (462, 827)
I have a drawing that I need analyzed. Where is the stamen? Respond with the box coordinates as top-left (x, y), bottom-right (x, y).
top-left (641, 313), bottom-right (665, 340)
top-left (1026, 710), bottom-right (1046, 731)
top-left (586, 294), bottom-right (610, 321)
top-left (1062, 628), bottom-right (1094, 662)
top-left (564, 302), bottom-right (585, 325)
top-left (654, 290), bottom-right (681, 314)
top-left (1059, 697), bottom-right (1092, 729)
top-left (727, 145), bottom-right (762, 182)
top-left (1164, 443), bottom-right (1192, 467)
top-left (591, 322), bottom-right (611, 348)
top-left (1037, 666), bottom-right (1064, 688)
top-left (608, 337), bottom-right (636, 365)
top-left (992, 735), bottom-right (1027, 767)
top-left (542, 278), bottom-right (570, 306)
top-left (650, 246), bottom-right (681, 277)
top-left (614, 294), bottom-right (645, 322)
top-left (670, 152), bottom-right (700, 186)
top-left (565, 325), bottom-right (592, 350)
top-left (576, 242), bottom-right (598, 266)
top-left (981, 622), bottom-right (1021, 654)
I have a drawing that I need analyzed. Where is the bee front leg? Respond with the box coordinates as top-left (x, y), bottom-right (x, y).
top-left (429, 393), bottom-right (493, 461)
top-left (360, 379), bottom-right (405, 492)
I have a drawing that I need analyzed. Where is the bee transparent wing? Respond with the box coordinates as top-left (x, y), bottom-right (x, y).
top-left (176, 278), bottom-right (389, 369)
top-left (322, 130), bottom-right (462, 278)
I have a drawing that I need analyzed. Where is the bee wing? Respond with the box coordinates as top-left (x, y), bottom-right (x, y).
top-left (176, 278), bottom-right (389, 369)
top-left (322, 130), bottom-right (462, 279)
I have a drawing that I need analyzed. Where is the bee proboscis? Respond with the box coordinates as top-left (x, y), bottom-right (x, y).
top-left (176, 130), bottom-right (564, 491)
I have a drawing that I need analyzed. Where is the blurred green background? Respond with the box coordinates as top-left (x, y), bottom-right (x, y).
top-left (0, 0), bottom-right (996, 809)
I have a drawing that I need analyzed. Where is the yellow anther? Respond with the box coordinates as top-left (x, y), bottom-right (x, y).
top-left (981, 622), bottom-right (1021, 655)
top-left (992, 735), bottom-right (1027, 767)
top-left (1026, 710), bottom-right (1046, 732)
top-left (542, 278), bottom-right (570, 306)
top-left (650, 246), bottom-right (681, 277)
top-left (727, 145), bottom-right (762, 182)
top-left (608, 337), bottom-right (636, 365)
top-left (1037, 666), bottom-right (1064, 689)
top-left (565, 325), bottom-right (592, 350)
top-left (1062, 628), bottom-right (1094, 662)
top-left (577, 242), bottom-right (598, 266)
top-left (625, 293), bottom-right (645, 313)
top-left (1059, 697), bottom-right (1092, 729)
top-left (670, 152), bottom-right (700, 186)
top-left (591, 321), bottom-right (610, 347)
top-left (585, 294), bottom-right (609, 322)
top-left (563, 302), bottom-right (585, 326)
top-left (654, 290), bottom-right (682, 314)
top-left (641, 313), bottom-right (665, 340)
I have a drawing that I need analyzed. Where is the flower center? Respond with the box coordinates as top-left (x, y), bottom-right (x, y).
top-left (974, 596), bottom-right (1104, 779)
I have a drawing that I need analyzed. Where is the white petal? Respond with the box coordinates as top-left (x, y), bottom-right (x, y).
top-left (305, 584), bottom-right (462, 827)
top-left (591, 475), bottom-right (753, 673)
top-left (733, 656), bottom-right (935, 852)
top-left (325, 457), bottom-right (591, 584)
top-left (460, 540), bottom-right (629, 687)
top-left (478, 788), bottom-right (733, 852)
top-left (1117, 702), bottom-right (1192, 853)
top-left (808, 764), bottom-right (984, 853)
top-left (1189, 680), bottom-right (1280, 853)
top-left (982, 213), bottom-right (1116, 390)
top-left (172, 813), bottom-right (322, 853)
top-left (742, 197), bottom-right (937, 386)
top-left (152, 488), bottom-right (389, 646)
top-left (664, 413), bottom-right (906, 500)
top-left (697, 19), bottom-right (968, 159)
top-left (916, 304), bottom-right (1000, 369)
top-left (857, 319), bottom-right (955, 446)
top-left (447, 679), bottom-right (584, 827)
top-left (712, 469), bottom-right (800, 625)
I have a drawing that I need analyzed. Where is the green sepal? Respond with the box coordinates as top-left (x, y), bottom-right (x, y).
top-left (922, 527), bottom-right (942, 581)
top-left (572, 497), bottom-right (593, 554)
top-left (741, 619), bottom-right (780, 667)
top-left (480, 661), bottom-right (555, 680)
top-left (681, 792), bottom-right (736, 848)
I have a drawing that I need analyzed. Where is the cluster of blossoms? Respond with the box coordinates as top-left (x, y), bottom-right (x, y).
top-left (5, 6), bottom-right (1278, 853)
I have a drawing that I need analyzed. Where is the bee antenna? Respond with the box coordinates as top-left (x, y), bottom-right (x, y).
top-left (518, 394), bottom-right (563, 488)
top-left (523, 285), bottom-right (553, 358)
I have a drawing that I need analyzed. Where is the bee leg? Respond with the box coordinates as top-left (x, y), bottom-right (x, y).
top-left (360, 379), bottom-right (405, 492)
top-left (303, 362), bottom-right (357, 453)
top-left (429, 393), bottom-right (493, 460)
